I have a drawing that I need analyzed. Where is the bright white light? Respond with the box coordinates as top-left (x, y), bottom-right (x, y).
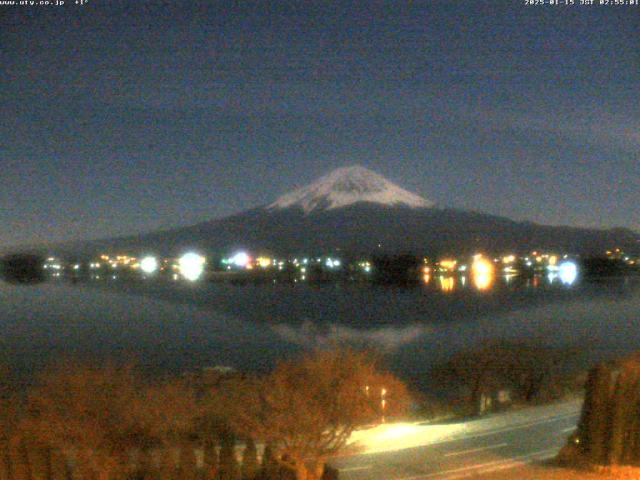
top-left (325, 258), bottom-right (341, 268)
top-left (558, 261), bottom-right (578, 285)
top-left (179, 253), bottom-right (206, 281)
top-left (140, 256), bottom-right (159, 274)
top-left (230, 251), bottom-right (250, 268)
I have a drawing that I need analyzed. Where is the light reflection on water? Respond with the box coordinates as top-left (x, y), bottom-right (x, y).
top-left (0, 274), bottom-right (637, 389)
top-left (428, 270), bottom-right (573, 294)
top-left (422, 258), bottom-right (581, 293)
top-left (438, 275), bottom-right (455, 292)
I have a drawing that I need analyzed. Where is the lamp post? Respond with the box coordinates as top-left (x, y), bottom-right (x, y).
top-left (381, 387), bottom-right (387, 424)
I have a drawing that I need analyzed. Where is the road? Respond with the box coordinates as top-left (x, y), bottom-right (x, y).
top-left (330, 399), bottom-right (582, 480)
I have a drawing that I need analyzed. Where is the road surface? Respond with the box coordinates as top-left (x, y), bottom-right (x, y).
top-left (331, 399), bottom-right (581, 480)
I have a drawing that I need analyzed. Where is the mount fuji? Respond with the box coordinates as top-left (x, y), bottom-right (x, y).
top-left (53, 166), bottom-right (638, 258)
top-left (267, 165), bottom-right (433, 213)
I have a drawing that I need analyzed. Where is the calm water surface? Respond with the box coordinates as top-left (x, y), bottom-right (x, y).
top-left (1, 276), bottom-right (639, 390)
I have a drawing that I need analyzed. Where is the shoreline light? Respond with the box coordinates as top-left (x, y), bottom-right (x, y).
top-left (140, 256), bottom-right (159, 274)
top-left (558, 261), bottom-right (578, 285)
top-left (256, 256), bottom-right (271, 268)
top-left (179, 253), bottom-right (206, 281)
top-left (471, 255), bottom-right (495, 291)
top-left (230, 251), bottom-right (251, 268)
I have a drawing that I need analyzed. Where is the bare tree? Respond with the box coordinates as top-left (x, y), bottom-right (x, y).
top-left (128, 376), bottom-right (200, 479)
top-left (241, 437), bottom-right (258, 480)
top-left (435, 343), bottom-right (505, 413)
top-left (216, 349), bottom-right (410, 480)
top-left (436, 340), bottom-right (582, 414)
top-left (19, 363), bottom-right (149, 480)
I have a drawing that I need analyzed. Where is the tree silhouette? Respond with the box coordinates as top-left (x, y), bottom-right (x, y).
top-left (258, 444), bottom-right (280, 480)
top-left (219, 349), bottom-right (410, 480)
top-left (0, 253), bottom-right (45, 284)
top-left (241, 438), bottom-right (258, 480)
top-left (436, 340), bottom-right (581, 414)
top-left (18, 362), bottom-right (200, 480)
top-left (217, 430), bottom-right (239, 480)
top-left (573, 353), bottom-right (640, 466)
top-left (18, 363), bottom-right (141, 479)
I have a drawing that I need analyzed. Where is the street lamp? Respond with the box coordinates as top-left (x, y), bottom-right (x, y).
top-left (381, 387), bottom-right (387, 424)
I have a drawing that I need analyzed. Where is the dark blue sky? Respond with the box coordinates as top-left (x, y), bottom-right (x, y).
top-left (1, 1), bottom-right (638, 247)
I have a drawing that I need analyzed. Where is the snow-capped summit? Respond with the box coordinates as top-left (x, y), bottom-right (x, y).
top-left (268, 165), bottom-right (434, 213)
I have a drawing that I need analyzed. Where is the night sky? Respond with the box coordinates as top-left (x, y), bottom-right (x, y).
top-left (1, 1), bottom-right (638, 248)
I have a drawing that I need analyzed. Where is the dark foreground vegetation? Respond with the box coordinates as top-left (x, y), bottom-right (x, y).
top-left (0, 338), bottom-right (587, 480)
top-left (432, 340), bottom-right (585, 417)
top-left (0, 349), bottom-right (410, 480)
top-left (560, 352), bottom-right (640, 469)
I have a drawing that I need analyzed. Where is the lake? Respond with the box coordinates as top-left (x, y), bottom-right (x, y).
top-left (1, 274), bottom-right (639, 391)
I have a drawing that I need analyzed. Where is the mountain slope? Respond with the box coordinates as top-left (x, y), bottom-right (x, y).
top-left (55, 204), bottom-right (638, 259)
top-left (42, 167), bottom-right (639, 258)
